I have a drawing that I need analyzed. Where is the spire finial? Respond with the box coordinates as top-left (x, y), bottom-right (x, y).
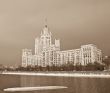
top-left (45, 17), bottom-right (47, 28)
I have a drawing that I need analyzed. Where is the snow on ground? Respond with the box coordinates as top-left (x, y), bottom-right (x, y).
top-left (2, 72), bottom-right (110, 78)
top-left (4, 86), bottom-right (67, 92)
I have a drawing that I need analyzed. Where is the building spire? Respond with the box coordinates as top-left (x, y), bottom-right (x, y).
top-left (44, 18), bottom-right (48, 28)
top-left (42, 18), bottom-right (49, 35)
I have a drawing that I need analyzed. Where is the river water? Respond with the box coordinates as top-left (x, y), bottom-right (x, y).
top-left (0, 74), bottom-right (110, 93)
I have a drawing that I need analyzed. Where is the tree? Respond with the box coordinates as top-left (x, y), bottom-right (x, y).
top-left (75, 63), bottom-right (83, 71)
top-left (103, 56), bottom-right (110, 70)
top-left (94, 61), bottom-right (104, 71)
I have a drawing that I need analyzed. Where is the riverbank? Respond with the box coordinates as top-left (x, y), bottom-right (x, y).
top-left (1, 71), bottom-right (110, 78)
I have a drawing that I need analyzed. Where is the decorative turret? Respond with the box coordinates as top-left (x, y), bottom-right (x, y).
top-left (55, 39), bottom-right (60, 51)
top-left (35, 37), bottom-right (40, 55)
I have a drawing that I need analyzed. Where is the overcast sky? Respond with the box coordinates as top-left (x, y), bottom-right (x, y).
top-left (0, 0), bottom-right (110, 66)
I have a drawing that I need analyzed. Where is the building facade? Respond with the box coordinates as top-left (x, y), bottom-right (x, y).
top-left (22, 25), bottom-right (102, 67)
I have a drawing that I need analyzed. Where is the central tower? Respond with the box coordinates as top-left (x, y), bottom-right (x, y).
top-left (35, 24), bottom-right (52, 55)
top-left (40, 24), bottom-right (52, 49)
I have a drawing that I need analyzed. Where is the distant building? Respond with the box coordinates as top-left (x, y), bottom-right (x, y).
top-left (22, 24), bottom-right (102, 67)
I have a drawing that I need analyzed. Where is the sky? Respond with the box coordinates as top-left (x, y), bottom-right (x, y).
top-left (0, 0), bottom-right (110, 66)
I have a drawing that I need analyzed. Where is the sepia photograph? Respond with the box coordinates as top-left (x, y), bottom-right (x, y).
top-left (0, 0), bottom-right (110, 93)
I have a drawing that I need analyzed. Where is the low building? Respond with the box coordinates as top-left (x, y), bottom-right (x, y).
top-left (81, 44), bottom-right (102, 65)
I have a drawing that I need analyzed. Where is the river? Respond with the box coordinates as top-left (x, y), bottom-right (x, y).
top-left (0, 74), bottom-right (110, 93)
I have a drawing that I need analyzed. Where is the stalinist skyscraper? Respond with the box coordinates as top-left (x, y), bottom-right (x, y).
top-left (22, 21), bottom-right (102, 67)
top-left (22, 23), bottom-right (60, 67)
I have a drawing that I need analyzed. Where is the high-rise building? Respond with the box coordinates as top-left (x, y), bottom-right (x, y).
top-left (22, 24), bottom-right (102, 67)
top-left (22, 24), bottom-right (60, 67)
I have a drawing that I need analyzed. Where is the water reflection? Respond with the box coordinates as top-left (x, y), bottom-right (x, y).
top-left (20, 75), bottom-right (110, 93)
top-left (0, 74), bottom-right (110, 93)
top-left (21, 76), bottom-right (37, 87)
